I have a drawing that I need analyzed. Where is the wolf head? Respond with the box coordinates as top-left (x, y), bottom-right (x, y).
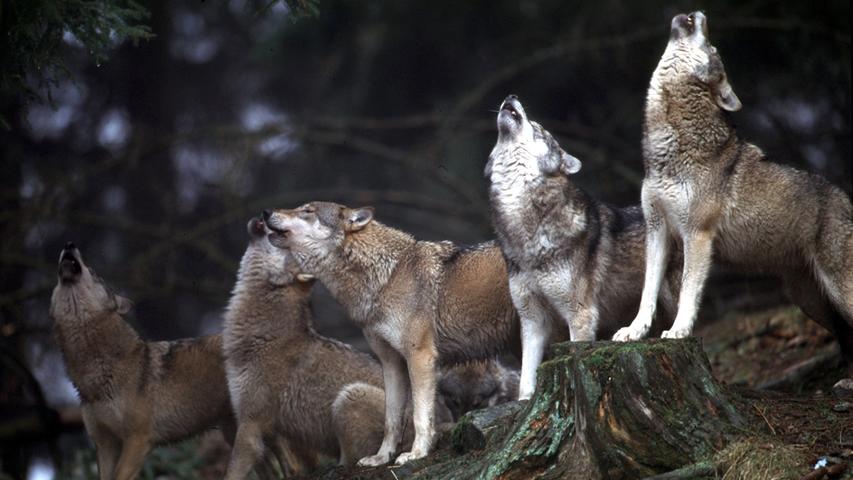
top-left (488, 95), bottom-right (582, 178)
top-left (49, 242), bottom-right (132, 321)
top-left (263, 202), bottom-right (374, 262)
top-left (239, 216), bottom-right (315, 289)
top-left (438, 360), bottom-right (520, 420)
top-left (651, 11), bottom-right (741, 113)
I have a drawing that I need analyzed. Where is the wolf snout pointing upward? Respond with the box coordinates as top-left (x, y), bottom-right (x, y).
top-left (487, 95), bottom-right (680, 400)
top-left (612, 12), bottom-right (853, 382)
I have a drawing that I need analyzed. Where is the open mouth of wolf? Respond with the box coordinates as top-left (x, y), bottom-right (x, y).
top-left (500, 102), bottom-right (521, 123)
top-left (59, 250), bottom-right (82, 282)
top-left (265, 223), bottom-right (291, 242)
top-left (671, 11), bottom-right (705, 40)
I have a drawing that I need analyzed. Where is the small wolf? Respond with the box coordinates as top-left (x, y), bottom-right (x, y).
top-left (437, 359), bottom-right (519, 420)
top-left (488, 95), bottom-right (680, 398)
top-left (49, 243), bottom-right (237, 480)
top-left (264, 204), bottom-right (520, 465)
top-left (222, 217), bottom-right (451, 477)
top-left (613, 12), bottom-right (853, 378)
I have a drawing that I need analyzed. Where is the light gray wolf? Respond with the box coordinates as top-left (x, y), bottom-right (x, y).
top-left (487, 95), bottom-right (679, 398)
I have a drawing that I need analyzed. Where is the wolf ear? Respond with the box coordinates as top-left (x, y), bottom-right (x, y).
top-left (295, 273), bottom-right (315, 283)
top-left (114, 295), bottom-right (133, 315)
top-left (714, 78), bottom-right (741, 112)
top-left (345, 207), bottom-right (374, 232)
top-left (559, 151), bottom-right (582, 175)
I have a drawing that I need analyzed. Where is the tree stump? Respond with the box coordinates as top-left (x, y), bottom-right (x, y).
top-left (420, 338), bottom-right (749, 480)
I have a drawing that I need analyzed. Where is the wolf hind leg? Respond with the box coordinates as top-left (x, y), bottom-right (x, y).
top-left (785, 274), bottom-right (853, 378)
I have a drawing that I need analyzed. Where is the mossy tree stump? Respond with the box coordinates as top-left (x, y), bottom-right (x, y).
top-left (432, 339), bottom-right (749, 480)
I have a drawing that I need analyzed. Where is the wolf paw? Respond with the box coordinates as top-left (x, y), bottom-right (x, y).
top-left (395, 448), bottom-right (428, 465)
top-left (612, 326), bottom-right (645, 342)
top-left (357, 452), bottom-right (391, 467)
top-left (661, 327), bottom-right (691, 339)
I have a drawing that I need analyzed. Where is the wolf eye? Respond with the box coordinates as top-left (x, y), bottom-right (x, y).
top-left (301, 205), bottom-right (315, 214)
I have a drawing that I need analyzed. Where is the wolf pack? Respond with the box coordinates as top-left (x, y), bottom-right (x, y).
top-left (48, 12), bottom-right (852, 480)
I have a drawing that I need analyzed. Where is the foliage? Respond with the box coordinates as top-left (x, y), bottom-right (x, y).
top-left (0, 0), bottom-right (153, 122)
top-left (59, 438), bottom-right (208, 480)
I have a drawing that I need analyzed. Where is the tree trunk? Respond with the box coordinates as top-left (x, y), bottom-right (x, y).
top-left (420, 338), bottom-right (749, 480)
top-left (308, 339), bottom-right (752, 480)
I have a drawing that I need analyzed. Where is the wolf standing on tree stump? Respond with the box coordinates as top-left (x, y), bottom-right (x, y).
top-left (612, 12), bottom-right (853, 385)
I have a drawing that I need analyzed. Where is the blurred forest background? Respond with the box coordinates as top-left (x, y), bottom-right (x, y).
top-left (0, 0), bottom-right (850, 478)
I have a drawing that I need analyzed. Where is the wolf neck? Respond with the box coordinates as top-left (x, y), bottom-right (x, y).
top-left (645, 72), bottom-right (736, 174)
top-left (226, 271), bottom-right (313, 341)
top-left (308, 221), bottom-right (415, 325)
top-left (53, 307), bottom-right (142, 402)
top-left (489, 146), bottom-right (589, 256)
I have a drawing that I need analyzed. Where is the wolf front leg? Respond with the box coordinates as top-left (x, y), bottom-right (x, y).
top-left (112, 434), bottom-right (151, 480)
top-left (662, 229), bottom-right (714, 338)
top-left (614, 193), bottom-right (670, 341)
top-left (395, 343), bottom-right (437, 465)
top-left (224, 421), bottom-right (267, 480)
top-left (358, 335), bottom-right (409, 467)
top-left (83, 413), bottom-right (120, 480)
top-left (510, 278), bottom-right (552, 401)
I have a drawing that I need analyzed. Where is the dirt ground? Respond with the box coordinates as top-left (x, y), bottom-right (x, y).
top-left (699, 307), bottom-right (852, 479)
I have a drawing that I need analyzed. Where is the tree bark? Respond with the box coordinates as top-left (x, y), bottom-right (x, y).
top-left (420, 338), bottom-right (749, 480)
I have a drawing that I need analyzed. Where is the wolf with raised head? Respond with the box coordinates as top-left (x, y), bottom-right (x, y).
top-left (487, 95), bottom-right (680, 399)
top-left (49, 243), bottom-right (238, 480)
top-left (223, 217), bottom-right (451, 477)
top-left (612, 12), bottom-right (853, 382)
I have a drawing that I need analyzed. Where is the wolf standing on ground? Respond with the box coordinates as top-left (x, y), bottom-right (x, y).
top-left (223, 217), bottom-right (453, 477)
top-left (49, 243), bottom-right (238, 480)
top-left (487, 95), bottom-right (680, 399)
top-left (612, 12), bottom-right (853, 381)
top-left (222, 217), bottom-right (385, 478)
top-left (263, 203), bottom-right (521, 466)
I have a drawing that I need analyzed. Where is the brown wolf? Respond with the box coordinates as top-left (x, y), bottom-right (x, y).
top-left (264, 204), bottom-right (521, 465)
top-left (223, 217), bottom-right (381, 478)
top-left (49, 243), bottom-right (240, 480)
top-left (613, 12), bottom-right (853, 381)
top-left (222, 217), bottom-right (451, 477)
top-left (437, 359), bottom-right (519, 421)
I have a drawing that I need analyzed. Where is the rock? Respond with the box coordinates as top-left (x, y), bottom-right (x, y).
top-left (832, 402), bottom-right (850, 413)
top-left (450, 400), bottom-right (524, 454)
top-left (832, 378), bottom-right (853, 398)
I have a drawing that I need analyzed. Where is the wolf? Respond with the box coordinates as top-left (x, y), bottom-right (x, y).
top-left (223, 217), bottom-right (381, 478)
top-left (222, 217), bottom-right (451, 477)
top-left (437, 359), bottom-right (519, 420)
top-left (487, 95), bottom-right (680, 399)
top-left (263, 204), bottom-right (521, 465)
top-left (612, 12), bottom-right (853, 380)
top-left (49, 243), bottom-right (241, 480)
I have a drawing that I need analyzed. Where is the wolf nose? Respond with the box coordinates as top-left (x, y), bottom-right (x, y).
top-left (64, 241), bottom-right (76, 251)
top-left (262, 209), bottom-right (272, 222)
top-left (505, 94), bottom-right (518, 102)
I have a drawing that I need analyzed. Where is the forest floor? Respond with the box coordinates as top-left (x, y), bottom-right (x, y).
top-left (55, 306), bottom-right (852, 479)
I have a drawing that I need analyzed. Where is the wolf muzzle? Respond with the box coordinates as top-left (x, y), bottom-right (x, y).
top-left (59, 242), bottom-right (83, 281)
